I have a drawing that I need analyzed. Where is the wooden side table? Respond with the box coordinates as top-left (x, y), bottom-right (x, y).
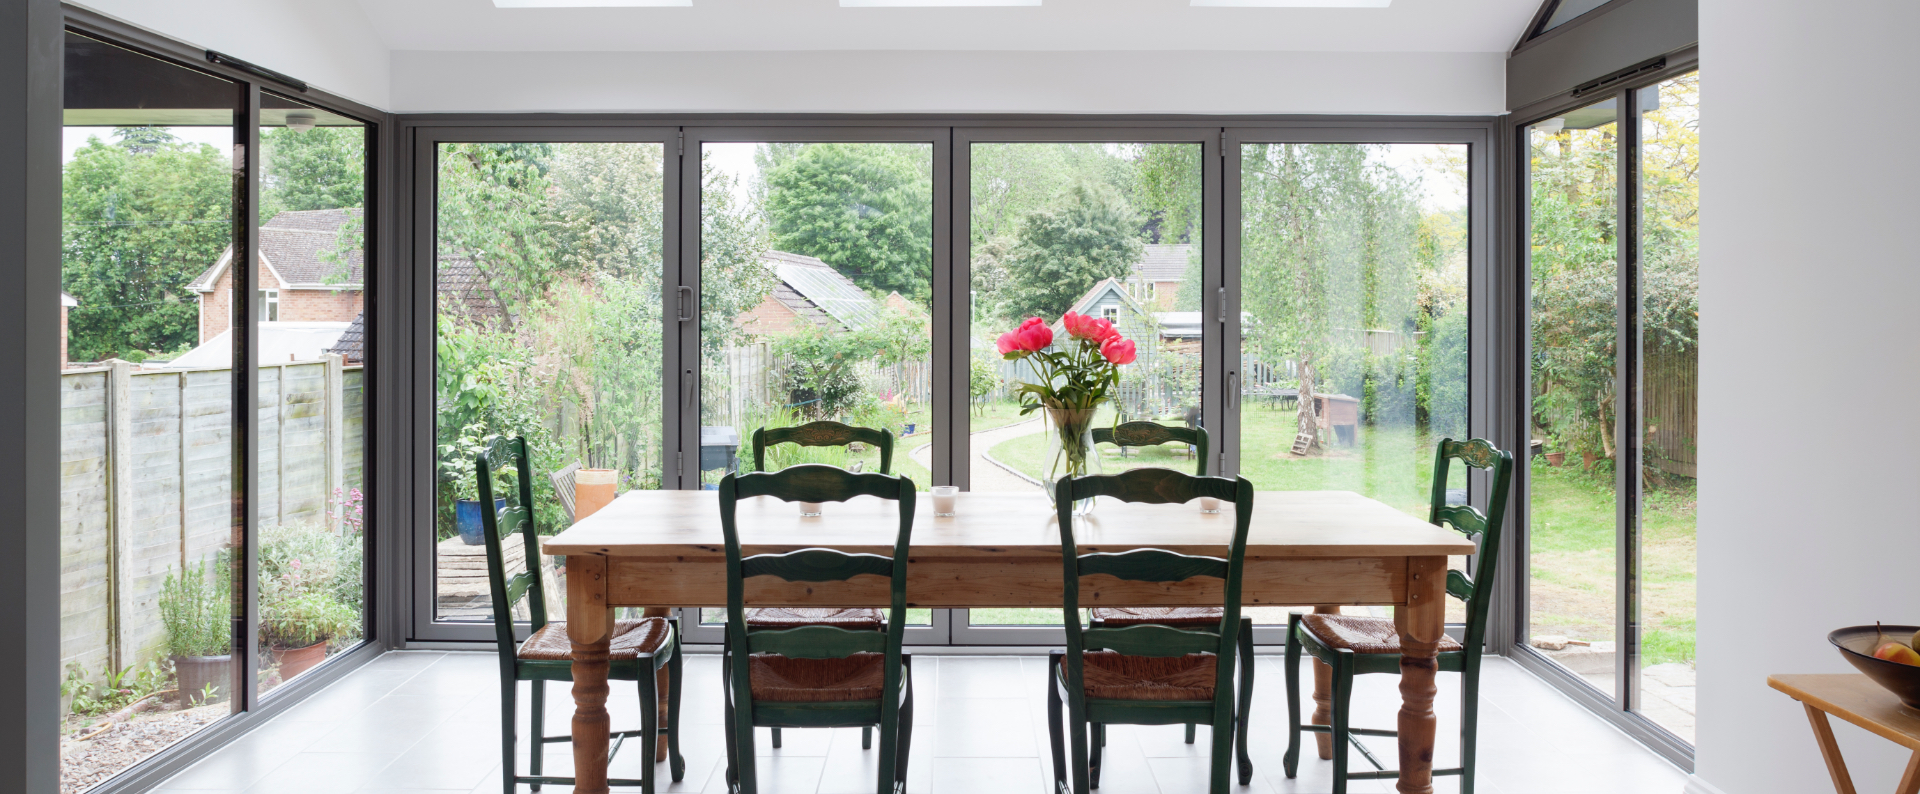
top-left (1770, 674), bottom-right (1920, 794)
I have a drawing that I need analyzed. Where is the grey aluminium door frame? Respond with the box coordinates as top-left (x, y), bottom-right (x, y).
top-left (404, 125), bottom-right (682, 644)
top-left (674, 125), bottom-right (954, 646)
top-left (947, 125), bottom-right (1222, 647)
top-left (1222, 122), bottom-right (1501, 648)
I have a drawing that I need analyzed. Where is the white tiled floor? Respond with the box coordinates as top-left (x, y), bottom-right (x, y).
top-left (152, 651), bottom-right (1687, 794)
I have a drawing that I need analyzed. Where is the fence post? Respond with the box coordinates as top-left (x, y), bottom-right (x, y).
top-left (107, 359), bottom-right (132, 673)
top-left (325, 354), bottom-right (345, 533)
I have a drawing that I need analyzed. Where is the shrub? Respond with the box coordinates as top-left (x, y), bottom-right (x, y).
top-left (159, 555), bottom-right (230, 658)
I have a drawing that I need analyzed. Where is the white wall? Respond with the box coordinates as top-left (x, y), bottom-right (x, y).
top-left (390, 50), bottom-right (1505, 115)
top-left (1695, 1), bottom-right (1920, 793)
top-left (73, 0), bottom-right (389, 109)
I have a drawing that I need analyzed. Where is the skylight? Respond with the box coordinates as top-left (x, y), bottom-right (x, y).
top-left (1191, 0), bottom-right (1391, 6)
top-left (840, 0), bottom-right (1041, 5)
top-left (493, 0), bottom-right (691, 7)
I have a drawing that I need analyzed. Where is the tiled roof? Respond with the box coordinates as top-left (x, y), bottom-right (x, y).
top-left (437, 255), bottom-right (510, 331)
top-left (187, 209), bottom-right (364, 292)
top-left (765, 251), bottom-right (883, 332)
top-left (326, 312), bottom-right (365, 362)
top-left (1133, 243), bottom-right (1193, 282)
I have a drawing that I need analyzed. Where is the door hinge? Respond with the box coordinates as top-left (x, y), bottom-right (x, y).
top-left (1220, 130), bottom-right (1228, 156)
top-left (677, 131), bottom-right (684, 158)
top-left (1217, 288), bottom-right (1227, 323)
top-left (676, 451), bottom-right (683, 473)
top-left (1218, 452), bottom-right (1227, 473)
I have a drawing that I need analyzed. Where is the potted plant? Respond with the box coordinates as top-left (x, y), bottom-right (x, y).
top-left (995, 312), bottom-right (1138, 515)
top-left (438, 423), bottom-right (508, 545)
top-left (260, 589), bottom-right (359, 681)
top-left (159, 555), bottom-right (231, 704)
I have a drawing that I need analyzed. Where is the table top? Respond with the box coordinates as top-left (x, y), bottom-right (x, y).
top-left (1770, 674), bottom-right (1920, 752)
top-left (543, 489), bottom-right (1474, 558)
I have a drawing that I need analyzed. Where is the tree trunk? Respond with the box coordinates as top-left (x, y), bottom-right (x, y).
top-left (1296, 351), bottom-right (1320, 454)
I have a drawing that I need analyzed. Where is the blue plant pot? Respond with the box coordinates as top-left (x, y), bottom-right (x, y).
top-left (454, 498), bottom-right (506, 545)
top-left (903, 423), bottom-right (916, 436)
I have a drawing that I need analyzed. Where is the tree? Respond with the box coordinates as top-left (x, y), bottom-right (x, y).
top-left (999, 182), bottom-right (1144, 321)
top-left (261, 126), bottom-right (365, 220)
top-left (763, 143), bottom-right (932, 301)
top-left (62, 128), bottom-right (233, 362)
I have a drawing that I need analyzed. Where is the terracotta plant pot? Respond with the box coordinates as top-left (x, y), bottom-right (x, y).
top-left (1544, 452), bottom-right (1566, 467)
top-left (1582, 451), bottom-right (1600, 470)
top-left (171, 654), bottom-right (231, 705)
top-left (272, 641), bottom-right (329, 681)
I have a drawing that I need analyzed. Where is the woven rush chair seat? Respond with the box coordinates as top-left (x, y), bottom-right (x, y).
top-left (1089, 606), bottom-right (1223, 627)
top-left (1066, 651), bottom-right (1219, 701)
top-left (749, 652), bottom-right (888, 703)
top-left (743, 607), bottom-right (885, 630)
top-left (517, 617), bottom-right (672, 661)
top-left (1299, 613), bottom-right (1462, 656)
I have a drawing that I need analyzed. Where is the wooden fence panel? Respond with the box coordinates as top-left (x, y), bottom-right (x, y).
top-left (1645, 348), bottom-right (1699, 478)
top-left (118, 370), bottom-right (186, 665)
top-left (60, 371), bottom-right (111, 679)
top-left (181, 369), bottom-right (232, 564)
top-left (344, 367), bottom-right (365, 491)
top-left (277, 363), bottom-right (330, 526)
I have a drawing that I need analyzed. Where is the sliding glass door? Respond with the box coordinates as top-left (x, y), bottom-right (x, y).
top-left (1521, 70), bottom-right (1700, 748)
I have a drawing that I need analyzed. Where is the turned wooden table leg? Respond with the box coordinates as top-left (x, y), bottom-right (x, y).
top-left (1310, 605), bottom-right (1341, 759)
top-left (1394, 556), bottom-right (1445, 794)
top-left (568, 555), bottom-right (615, 794)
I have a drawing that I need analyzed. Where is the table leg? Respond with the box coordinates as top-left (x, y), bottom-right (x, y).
top-left (567, 555), bottom-right (615, 794)
top-left (1310, 605), bottom-right (1341, 760)
top-left (1394, 556), bottom-right (1446, 794)
top-left (1898, 750), bottom-right (1920, 794)
top-left (1802, 704), bottom-right (1859, 794)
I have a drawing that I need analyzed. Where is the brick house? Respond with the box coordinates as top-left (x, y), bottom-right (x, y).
top-left (188, 208), bottom-right (365, 343)
top-left (1126, 243), bottom-right (1193, 310)
top-left (735, 250), bottom-right (886, 337)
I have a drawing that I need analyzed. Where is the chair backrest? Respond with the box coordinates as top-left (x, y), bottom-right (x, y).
top-left (752, 421), bottom-right (895, 475)
top-left (1091, 421), bottom-right (1209, 476)
top-left (719, 465), bottom-right (915, 671)
top-left (551, 462), bottom-right (580, 525)
top-left (1427, 438), bottom-right (1515, 653)
top-left (1055, 468), bottom-right (1252, 709)
top-left (475, 436), bottom-right (548, 660)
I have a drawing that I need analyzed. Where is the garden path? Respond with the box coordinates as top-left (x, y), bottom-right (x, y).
top-left (911, 416), bottom-right (1044, 493)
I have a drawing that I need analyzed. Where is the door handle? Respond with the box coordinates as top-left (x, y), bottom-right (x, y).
top-left (1227, 372), bottom-right (1240, 410)
top-left (677, 286), bottom-right (693, 322)
top-left (683, 368), bottom-right (695, 409)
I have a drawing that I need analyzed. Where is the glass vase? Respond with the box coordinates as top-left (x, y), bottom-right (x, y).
top-left (1043, 405), bottom-right (1102, 516)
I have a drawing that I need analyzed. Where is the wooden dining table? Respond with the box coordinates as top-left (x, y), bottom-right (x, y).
top-left (542, 489), bottom-right (1476, 794)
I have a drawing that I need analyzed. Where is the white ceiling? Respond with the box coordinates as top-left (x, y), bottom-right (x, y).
top-left (355, 0), bottom-right (1542, 53)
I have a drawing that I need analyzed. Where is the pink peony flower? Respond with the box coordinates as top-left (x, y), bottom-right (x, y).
top-left (996, 331), bottom-right (1022, 357)
top-left (1099, 335), bottom-right (1137, 365)
top-left (1062, 312), bottom-right (1095, 341)
top-left (1088, 317), bottom-right (1119, 343)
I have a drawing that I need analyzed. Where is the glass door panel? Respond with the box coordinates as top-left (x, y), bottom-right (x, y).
top-left (964, 141), bottom-right (1203, 635)
top-left (696, 140), bottom-right (937, 636)
top-left (1235, 142), bottom-right (1472, 627)
top-left (1526, 100), bottom-right (1621, 693)
top-left (1633, 73), bottom-right (1700, 742)
top-left (58, 30), bottom-right (243, 788)
top-left (432, 141), bottom-right (668, 622)
top-left (256, 93), bottom-right (369, 696)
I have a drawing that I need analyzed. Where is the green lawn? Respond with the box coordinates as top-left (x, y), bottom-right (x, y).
top-left (988, 405), bottom-right (1697, 665)
top-left (970, 399), bottom-right (1036, 434)
top-left (711, 404), bottom-right (935, 489)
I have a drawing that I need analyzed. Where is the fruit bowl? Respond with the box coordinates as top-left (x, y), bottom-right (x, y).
top-left (1830, 625), bottom-right (1920, 709)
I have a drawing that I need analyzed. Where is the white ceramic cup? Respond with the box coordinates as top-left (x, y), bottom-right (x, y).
top-left (1199, 497), bottom-right (1222, 514)
top-left (931, 486), bottom-right (959, 517)
top-left (798, 501), bottom-right (823, 517)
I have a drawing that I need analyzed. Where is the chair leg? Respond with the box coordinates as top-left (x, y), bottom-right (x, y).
top-left (668, 638), bottom-right (686, 782)
top-left (1089, 719), bottom-right (1103, 789)
top-left (1462, 659), bottom-right (1480, 794)
top-left (1283, 613), bottom-right (1303, 779)
top-left (1329, 651), bottom-right (1355, 794)
top-left (1209, 689), bottom-right (1235, 794)
top-left (863, 725), bottom-right (873, 751)
top-left (529, 679), bottom-right (545, 790)
top-left (895, 657), bottom-right (915, 789)
top-left (772, 728), bottom-right (782, 749)
top-left (1048, 655), bottom-right (1068, 794)
top-left (501, 676), bottom-right (518, 794)
top-left (1183, 723), bottom-right (1195, 744)
top-left (1069, 709), bottom-right (1092, 794)
top-left (639, 665), bottom-right (660, 794)
top-left (1236, 618), bottom-right (1255, 786)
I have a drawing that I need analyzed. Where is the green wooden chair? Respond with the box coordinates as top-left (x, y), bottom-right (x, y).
top-left (747, 421), bottom-right (898, 748)
top-left (1282, 437), bottom-right (1514, 794)
top-left (752, 421), bottom-right (895, 475)
top-left (476, 436), bottom-right (685, 794)
top-left (1047, 468), bottom-right (1255, 794)
top-left (1083, 422), bottom-right (1242, 750)
top-left (718, 464), bottom-right (916, 794)
top-left (1090, 420), bottom-right (1208, 476)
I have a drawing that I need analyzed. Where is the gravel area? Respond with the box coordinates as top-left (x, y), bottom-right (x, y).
top-left (60, 703), bottom-right (227, 794)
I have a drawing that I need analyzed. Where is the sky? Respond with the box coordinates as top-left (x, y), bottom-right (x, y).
top-left (63, 126), bottom-right (235, 164)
